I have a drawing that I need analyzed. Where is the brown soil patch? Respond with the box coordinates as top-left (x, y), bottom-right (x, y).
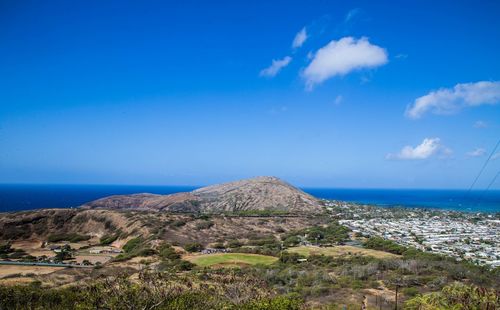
top-left (0, 265), bottom-right (63, 278)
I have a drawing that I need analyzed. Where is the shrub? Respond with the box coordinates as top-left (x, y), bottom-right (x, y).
top-left (0, 243), bottom-right (12, 255)
top-left (9, 250), bottom-right (28, 259)
top-left (171, 220), bottom-right (187, 228)
top-left (402, 287), bottom-right (420, 297)
top-left (99, 234), bottom-right (119, 245)
top-left (213, 243), bottom-right (225, 249)
top-left (184, 243), bottom-right (203, 253)
top-left (195, 221), bottom-right (214, 230)
top-left (279, 252), bottom-right (304, 265)
top-left (137, 248), bottom-right (157, 257)
top-left (227, 240), bottom-right (243, 248)
top-left (47, 233), bottom-right (90, 243)
top-left (159, 244), bottom-right (181, 260)
top-left (123, 238), bottom-right (143, 253)
top-left (176, 260), bottom-right (195, 271)
top-left (275, 227), bottom-right (285, 233)
top-left (363, 237), bottom-right (406, 255)
top-left (283, 235), bottom-right (301, 247)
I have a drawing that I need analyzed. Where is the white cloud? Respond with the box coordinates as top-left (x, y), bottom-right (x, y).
top-left (406, 81), bottom-right (500, 119)
top-left (259, 56), bottom-right (292, 77)
top-left (386, 138), bottom-right (450, 160)
top-left (303, 37), bottom-right (388, 89)
top-left (292, 27), bottom-right (308, 49)
top-left (466, 148), bottom-right (486, 157)
top-left (473, 120), bottom-right (488, 128)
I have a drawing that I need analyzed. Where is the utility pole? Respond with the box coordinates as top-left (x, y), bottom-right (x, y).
top-left (394, 285), bottom-right (399, 310)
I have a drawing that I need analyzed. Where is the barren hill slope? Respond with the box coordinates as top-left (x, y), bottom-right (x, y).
top-left (82, 176), bottom-right (323, 214)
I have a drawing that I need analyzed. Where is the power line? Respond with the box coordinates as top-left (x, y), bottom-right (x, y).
top-left (466, 138), bottom-right (500, 194)
top-left (480, 170), bottom-right (500, 197)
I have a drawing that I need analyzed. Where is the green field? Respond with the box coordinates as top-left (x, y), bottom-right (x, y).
top-left (287, 245), bottom-right (399, 259)
top-left (186, 253), bottom-right (278, 267)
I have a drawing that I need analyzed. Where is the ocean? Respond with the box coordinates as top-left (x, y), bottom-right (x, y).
top-left (0, 184), bottom-right (499, 213)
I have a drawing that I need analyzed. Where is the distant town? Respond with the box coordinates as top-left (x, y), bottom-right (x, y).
top-left (325, 200), bottom-right (500, 268)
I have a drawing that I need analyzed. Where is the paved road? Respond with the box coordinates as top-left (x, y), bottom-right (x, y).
top-left (0, 260), bottom-right (92, 268)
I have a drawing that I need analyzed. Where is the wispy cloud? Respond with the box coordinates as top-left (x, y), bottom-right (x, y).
top-left (406, 81), bottom-right (500, 119)
top-left (259, 56), bottom-right (292, 77)
top-left (268, 106), bottom-right (288, 115)
top-left (334, 95), bottom-right (343, 105)
top-left (466, 148), bottom-right (486, 157)
top-left (386, 138), bottom-right (451, 160)
top-left (344, 8), bottom-right (360, 23)
top-left (473, 120), bottom-right (488, 128)
top-left (302, 37), bottom-right (388, 90)
top-left (492, 152), bottom-right (500, 160)
top-left (292, 27), bottom-right (308, 49)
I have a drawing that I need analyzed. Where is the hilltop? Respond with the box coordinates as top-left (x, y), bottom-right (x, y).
top-left (81, 176), bottom-right (324, 214)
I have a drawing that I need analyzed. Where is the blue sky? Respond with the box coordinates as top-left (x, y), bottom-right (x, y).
top-left (1, 0), bottom-right (499, 188)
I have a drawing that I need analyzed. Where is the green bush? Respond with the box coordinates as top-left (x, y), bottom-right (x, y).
top-left (123, 237), bottom-right (143, 253)
top-left (136, 248), bottom-right (157, 257)
top-left (283, 235), bottom-right (301, 247)
top-left (283, 222), bottom-right (350, 246)
top-left (0, 243), bottom-right (13, 255)
top-left (184, 243), bottom-right (203, 253)
top-left (195, 221), bottom-right (214, 230)
top-left (402, 287), bottom-right (420, 297)
top-left (99, 233), bottom-right (119, 245)
top-left (279, 252), bottom-right (304, 264)
top-left (47, 233), bottom-right (91, 243)
top-left (176, 260), bottom-right (195, 271)
top-left (171, 220), bottom-right (187, 228)
top-left (159, 244), bottom-right (181, 260)
top-left (227, 240), bottom-right (243, 248)
top-left (363, 237), bottom-right (406, 255)
top-left (9, 250), bottom-right (28, 259)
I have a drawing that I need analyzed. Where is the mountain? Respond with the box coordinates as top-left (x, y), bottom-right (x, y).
top-left (81, 176), bottom-right (324, 214)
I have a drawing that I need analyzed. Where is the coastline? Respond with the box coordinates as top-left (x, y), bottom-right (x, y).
top-left (2, 184), bottom-right (499, 213)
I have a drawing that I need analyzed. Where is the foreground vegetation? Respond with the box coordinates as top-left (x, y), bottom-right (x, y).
top-left (0, 271), bottom-right (302, 310)
top-left (0, 271), bottom-right (497, 309)
top-left (1, 210), bottom-right (499, 308)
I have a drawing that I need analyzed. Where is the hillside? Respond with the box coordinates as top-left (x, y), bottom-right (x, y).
top-left (0, 209), bottom-right (147, 242)
top-left (81, 176), bottom-right (324, 214)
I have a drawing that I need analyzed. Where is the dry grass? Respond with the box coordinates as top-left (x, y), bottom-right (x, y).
top-left (287, 245), bottom-right (400, 259)
top-left (73, 255), bottom-right (113, 264)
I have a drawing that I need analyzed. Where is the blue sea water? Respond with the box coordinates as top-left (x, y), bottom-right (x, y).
top-left (0, 184), bottom-right (498, 213)
top-left (0, 184), bottom-right (197, 212)
top-left (303, 188), bottom-right (500, 213)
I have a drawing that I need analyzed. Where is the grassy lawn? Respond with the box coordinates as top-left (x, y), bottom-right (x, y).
top-left (287, 245), bottom-right (400, 259)
top-left (185, 253), bottom-right (278, 267)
